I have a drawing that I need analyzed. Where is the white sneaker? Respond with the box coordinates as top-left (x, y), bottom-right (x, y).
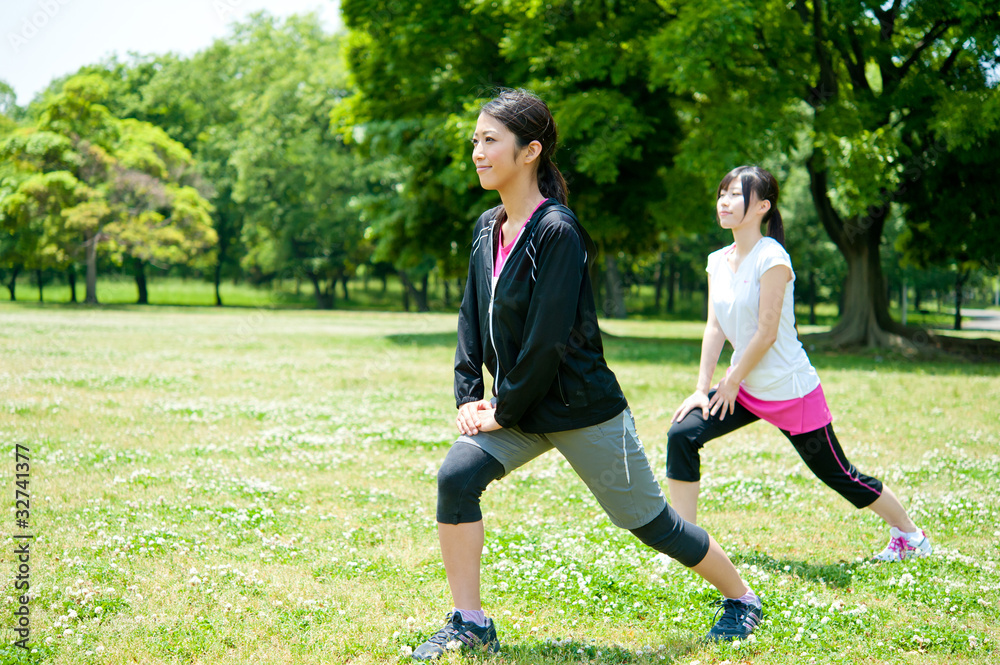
top-left (873, 527), bottom-right (932, 562)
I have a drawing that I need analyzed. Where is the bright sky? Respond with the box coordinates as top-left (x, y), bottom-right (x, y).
top-left (0, 0), bottom-right (343, 106)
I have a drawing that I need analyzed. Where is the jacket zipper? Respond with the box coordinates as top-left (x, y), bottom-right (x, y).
top-left (556, 372), bottom-right (569, 407)
top-left (487, 219), bottom-right (502, 396)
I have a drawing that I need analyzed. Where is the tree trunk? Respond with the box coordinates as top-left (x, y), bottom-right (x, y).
top-left (68, 268), bottom-right (77, 303)
top-left (213, 257), bottom-right (224, 306)
top-left (653, 251), bottom-right (665, 312)
top-left (805, 152), bottom-right (902, 346)
top-left (417, 272), bottom-right (430, 312)
top-left (443, 278), bottom-right (451, 309)
top-left (397, 270), bottom-right (429, 312)
top-left (808, 270), bottom-right (817, 325)
top-left (954, 270), bottom-right (965, 331)
top-left (914, 287), bottom-right (921, 311)
top-left (900, 279), bottom-right (907, 327)
top-left (306, 272), bottom-right (334, 309)
top-left (667, 255), bottom-right (677, 314)
top-left (36, 269), bottom-right (43, 302)
top-left (85, 233), bottom-right (98, 304)
top-left (6, 265), bottom-right (19, 300)
top-left (602, 250), bottom-right (627, 319)
top-left (341, 274), bottom-right (349, 301)
top-left (134, 258), bottom-right (148, 305)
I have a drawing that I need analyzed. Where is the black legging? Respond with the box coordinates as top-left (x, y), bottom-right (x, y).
top-left (666, 390), bottom-right (883, 509)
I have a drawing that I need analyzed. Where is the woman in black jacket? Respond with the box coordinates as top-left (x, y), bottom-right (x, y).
top-left (411, 89), bottom-right (761, 660)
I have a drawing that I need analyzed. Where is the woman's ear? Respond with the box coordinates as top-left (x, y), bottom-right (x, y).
top-left (759, 199), bottom-right (771, 215)
top-left (521, 140), bottom-right (543, 165)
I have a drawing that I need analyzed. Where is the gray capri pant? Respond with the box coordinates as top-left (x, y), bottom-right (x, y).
top-left (458, 408), bottom-right (667, 530)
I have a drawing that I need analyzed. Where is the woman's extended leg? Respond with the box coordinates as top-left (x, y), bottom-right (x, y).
top-left (866, 486), bottom-right (917, 532)
top-left (554, 409), bottom-right (762, 641)
top-left (783, 423), bottom-right (930, 561)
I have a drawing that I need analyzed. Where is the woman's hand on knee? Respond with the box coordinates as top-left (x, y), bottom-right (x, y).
top-left (476, 408), bottom-right (502, 432)
top-left (456, 400), bottom-right (492, 436)
top-left (708, 378), bottom-right (738, 421)
top-left (672, 391), bottom-right (710, 423)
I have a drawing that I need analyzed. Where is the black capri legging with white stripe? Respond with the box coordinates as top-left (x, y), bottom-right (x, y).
top-left (666, 390), bottom-right (883, 509)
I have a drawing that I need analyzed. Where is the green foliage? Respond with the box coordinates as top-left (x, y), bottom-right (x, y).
top-left (0, 72), bottom-right (217, 301)
top-left (84, 12), bottom-right (367, 307)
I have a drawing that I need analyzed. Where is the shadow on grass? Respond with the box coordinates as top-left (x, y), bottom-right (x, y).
top-left (387, 331), bottom-right (458, 347)
top-left (387, 329), bottom-right (1000, 377)
top-left (441, 637), bottom-right (697, 664)
top-left (731, 550), bottom-right (859, 589)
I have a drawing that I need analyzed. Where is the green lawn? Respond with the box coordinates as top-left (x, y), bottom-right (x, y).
top-left (1, 305), bottom-right (998, 664)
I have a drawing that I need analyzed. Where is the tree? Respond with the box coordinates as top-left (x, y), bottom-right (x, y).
top-left (1, 74), bottom-right (216, 304)
top-left (649, 0), bottom-right (999, 345)
top-left (92, 13), bottom-right (365, 308)
top-left (897, 133), bottom-right (1000, 330)
top-left (228, 16), bottom-right (362, 309)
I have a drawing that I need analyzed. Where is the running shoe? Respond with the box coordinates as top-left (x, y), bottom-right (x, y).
top-left (412, 610), bottom-right (500, 661)
top-left (873, 527), bottom-right (932, 562)
top-left (704, 597), bottom-right (762, 642)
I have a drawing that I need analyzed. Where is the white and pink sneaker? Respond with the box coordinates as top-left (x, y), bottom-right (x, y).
top-left (873, 527), bottom-right (932, 562)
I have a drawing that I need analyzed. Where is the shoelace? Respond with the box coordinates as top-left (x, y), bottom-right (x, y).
top-left (886, 534), bottom-right (909, 556)
top-left (425, 617), bottom-right (462, 647)
top-left (711, 598), bottom-right (752, 629)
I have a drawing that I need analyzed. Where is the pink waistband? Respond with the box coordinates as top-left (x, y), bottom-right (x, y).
top-left (735, 383), bottom-right (832, 435)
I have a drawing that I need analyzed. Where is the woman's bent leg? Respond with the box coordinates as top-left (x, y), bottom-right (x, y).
top-left (438, 521), bottom-right (486, 610)
top-left (666, 391), bottom-right (759, 524)
top-left (436, 442), bottom-right (505, 609)
top-left (666, 479), bottom-right (700, 524)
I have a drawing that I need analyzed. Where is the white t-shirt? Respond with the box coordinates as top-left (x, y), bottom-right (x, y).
top-left (706, 237), bottom-right (820, 401)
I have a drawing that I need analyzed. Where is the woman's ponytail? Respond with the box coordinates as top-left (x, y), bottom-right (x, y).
top-left (766, 206), bottom-right (784, 246)
top-left (538, 158), bottom-right (568, 206)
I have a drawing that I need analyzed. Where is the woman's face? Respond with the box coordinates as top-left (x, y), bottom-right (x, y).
top-left (717, 178), bottom-right (768, 229)
top-left (471, 112), bottom-right (536, 192)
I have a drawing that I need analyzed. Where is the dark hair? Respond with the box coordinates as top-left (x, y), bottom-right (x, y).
top-left (480, 88), bottom-right (568, 206)
top-left (717, 165), bottom-right (784, 246)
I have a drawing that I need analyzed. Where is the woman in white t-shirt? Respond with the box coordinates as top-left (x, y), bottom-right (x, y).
top-left (667, 165), bottom-right (931, 563)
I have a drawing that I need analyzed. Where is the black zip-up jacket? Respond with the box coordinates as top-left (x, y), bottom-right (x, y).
top-left (454, 199), bottom-right (627, 433)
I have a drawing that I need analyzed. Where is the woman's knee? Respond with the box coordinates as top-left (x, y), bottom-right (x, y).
top-left (436, 442), bottom-right (504, 524)
top-left (666, 421), bottom-right (702, 481)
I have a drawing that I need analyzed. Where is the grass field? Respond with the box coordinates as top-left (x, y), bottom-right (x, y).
top-left (1, 304), bottom-right (998, 664)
